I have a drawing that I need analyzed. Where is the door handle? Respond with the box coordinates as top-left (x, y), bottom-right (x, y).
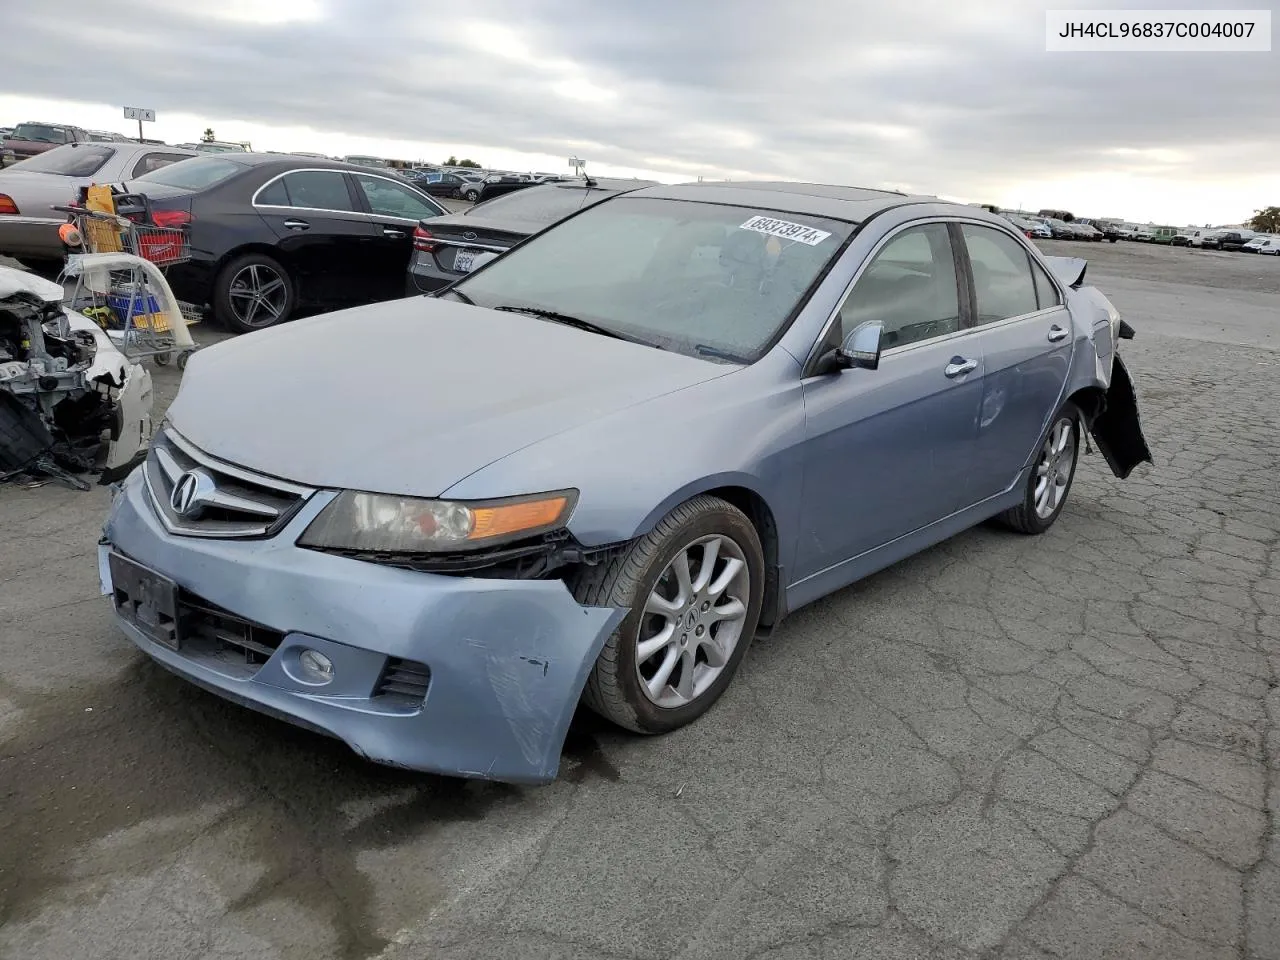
top-left (944, 357), bottom-right (978, 378)
top-left (1047, 324), bottom-right (1069, 342)
top-left (383, 228), bottom-right (406, 239)
top-left (283, 219), bottom-right (310, 230)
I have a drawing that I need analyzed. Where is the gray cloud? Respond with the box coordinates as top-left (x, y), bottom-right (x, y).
top-left (5, 0), bottom-right (1277, 213)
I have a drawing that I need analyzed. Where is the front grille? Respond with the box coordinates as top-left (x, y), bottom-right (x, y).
top-left (143, 426), bottom-right (313, 538)
top-left (375, 658), bottom-right (431, 706)
top-left (181, 596), bottom-right (285, 671)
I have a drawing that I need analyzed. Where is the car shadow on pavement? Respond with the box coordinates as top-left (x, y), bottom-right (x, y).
top-left (0, 656), bottom-right (530, 959)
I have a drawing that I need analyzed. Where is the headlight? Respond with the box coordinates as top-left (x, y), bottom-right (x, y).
top-left (298, 489), bottom-right (577, 553)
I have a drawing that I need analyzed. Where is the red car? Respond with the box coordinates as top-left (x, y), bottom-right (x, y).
top-left (1, 121), bottom-right (89, 167)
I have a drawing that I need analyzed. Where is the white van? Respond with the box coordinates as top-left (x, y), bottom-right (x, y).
top-left (1242, 235), bottom-right (1280, 255)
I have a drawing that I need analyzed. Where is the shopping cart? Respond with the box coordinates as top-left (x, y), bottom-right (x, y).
top-left (54, 190), bottom-right (200, 369)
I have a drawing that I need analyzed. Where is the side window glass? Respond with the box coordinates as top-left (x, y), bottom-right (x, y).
top-left (354, 174), bottom-right (442, 219)
top-left (131, 153), bottom-right (190, 178)
top-left (1030, 259), bottom-right (1061, 309)
top-left (280, 171), bottom-right (356, 212)
top-left (256, 177), bottom-right (290, 206)
top-left (837, 223), bottom-right (960, 350)
top-left (961, 225), bottom-right (1039, 323)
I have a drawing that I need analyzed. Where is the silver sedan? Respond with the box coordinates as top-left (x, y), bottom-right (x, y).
top-left (0, 141), bottom-right (196, 273)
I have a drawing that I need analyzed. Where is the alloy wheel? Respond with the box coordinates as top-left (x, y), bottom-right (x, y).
top-left (227, 263), bottom-right (288, 328)
top-left (635, 535), bottom-right (750, 708)
top-left (1034, 418), bottom-right (1075, 519)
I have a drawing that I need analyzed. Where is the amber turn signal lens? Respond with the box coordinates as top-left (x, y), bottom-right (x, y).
top-left (469, 496), bottom-right (569, 541)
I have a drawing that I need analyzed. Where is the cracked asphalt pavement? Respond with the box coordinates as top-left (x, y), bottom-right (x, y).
top-left (1, 240), bottom-right (1277, 959)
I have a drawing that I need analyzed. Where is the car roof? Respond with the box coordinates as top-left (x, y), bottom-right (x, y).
top-left (552, 177), bottom-right (659, 191)
top-left (199, 153), bottom-right (403, 175)
top-left (629, 181), bottom-right (929, 222)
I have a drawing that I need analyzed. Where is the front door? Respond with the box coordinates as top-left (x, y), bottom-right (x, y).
top-left (958, 223), bottom-right (1073, 501)
top-left (794, 222), bottom-right (984, 582)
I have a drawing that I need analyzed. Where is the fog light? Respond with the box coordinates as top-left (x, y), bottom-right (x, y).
top-left (297, 648), bottom-right (334, 684)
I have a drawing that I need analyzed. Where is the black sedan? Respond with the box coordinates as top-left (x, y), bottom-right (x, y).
top-left (406, 177), bottom-right (656, 295)
top-left (125, 154), bottom-right (448, 332)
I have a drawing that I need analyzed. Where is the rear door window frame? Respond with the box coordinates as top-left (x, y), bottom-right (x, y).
top-left (251, 168), bottom-right (365, 215)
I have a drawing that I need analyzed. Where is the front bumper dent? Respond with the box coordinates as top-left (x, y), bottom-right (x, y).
top-left (103, 471), bottom-right (626, 783)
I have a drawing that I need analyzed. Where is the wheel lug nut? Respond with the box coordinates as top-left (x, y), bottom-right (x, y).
top-left (701, 601), bottom-right (710, 611)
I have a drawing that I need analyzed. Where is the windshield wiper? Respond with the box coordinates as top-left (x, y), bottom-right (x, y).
top-left (693, 343), bottom-right (746, 364)
top-left (438, 287), bottom-right (474, 305)
top-left (493, 304), bottom-right (633, 343)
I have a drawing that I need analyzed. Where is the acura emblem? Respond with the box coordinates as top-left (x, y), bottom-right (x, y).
top-left (170, 469), bottom-right (215, 519)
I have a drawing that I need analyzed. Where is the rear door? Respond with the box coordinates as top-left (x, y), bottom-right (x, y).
top-left (253, 169), bottom-right (379, 306)
top-left (959, 222), bottom-right (1073, 501)
top-left (351, 172), bottom-right (448, 300)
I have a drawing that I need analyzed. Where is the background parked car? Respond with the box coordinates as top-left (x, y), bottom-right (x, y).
top-left (1086, 220), bottom-right (1122, 242)
top-left (123, 153), bottom-right (447, 332)
top-left (1216, 231), bottom-right (1255, 252)
top-left (1036, 217), bottom-right (1076, 239)
top-left (1072, 223), bottom-right (1104, 242)
top-left (407, 176), bottom-right (657, 294)
top-left (1244, 236), bottom-right (1280, 255)
top-left (1002, 214), bottom-right (1047, 239)
top-left (1147, 226), bottom-right (1179, 245)
top-left (2, 121), bottom-right (89, 167)
top-left (0, 141), bottom-right (197, 275)
top-left (86, 130), bottom-right (136, 143)
top-left (416, 172), bottom-right (472, 198)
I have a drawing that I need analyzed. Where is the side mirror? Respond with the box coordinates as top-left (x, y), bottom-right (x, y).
top-left (840, 321), bottom-right (883, 369)
top-left (816, 320), bottom-right (883, 374)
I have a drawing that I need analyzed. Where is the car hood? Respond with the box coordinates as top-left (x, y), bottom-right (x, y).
top-left (166, 297), bottom-right (732, 497)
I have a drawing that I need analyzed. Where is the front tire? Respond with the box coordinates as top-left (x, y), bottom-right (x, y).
top-left (999, 407), bottom-right (1080, 534)
top-left (574, 495), bottom-right (765, 734)
top-left (213, 253), bottom-right (295, 333)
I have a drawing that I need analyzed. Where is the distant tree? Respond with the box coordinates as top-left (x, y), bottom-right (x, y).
top-left (445, 155), bottom-right (457, 166)
top-left (457, 158), bottom-right (482, 168)
top-left (201, 128), bottom-right (215, 142)
top-left (1247, 206), bottom-right (1280, 233)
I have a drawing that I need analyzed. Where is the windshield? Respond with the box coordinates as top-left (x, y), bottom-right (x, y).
top-left (12, 143), bottom-right (114, 176)
top-left (12, 123), bottom-right (72, 143)
top-left (134, 156), bottom-right (243, 190)
top-left (454, 196), bottom-right (854, 363)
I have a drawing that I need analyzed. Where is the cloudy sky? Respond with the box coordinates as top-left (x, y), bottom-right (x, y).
top-left (4, 0), bottom-right (1277, 224)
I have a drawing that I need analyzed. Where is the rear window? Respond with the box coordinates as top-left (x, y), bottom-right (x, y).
top-left (12, 123), bottom-right (74, 143)
top-left (14, 143), bottom-right (115, 177)
top-left (467, 185), bottom-right (599, 225)
top-left (134, 157), bottom-right (243, 190)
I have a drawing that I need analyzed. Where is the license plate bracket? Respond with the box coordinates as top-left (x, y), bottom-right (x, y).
top-left (108, 551), bottom-right (181, 651)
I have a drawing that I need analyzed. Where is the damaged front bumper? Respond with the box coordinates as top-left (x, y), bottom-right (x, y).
top-left (101, 470), bottom-right (627, 783)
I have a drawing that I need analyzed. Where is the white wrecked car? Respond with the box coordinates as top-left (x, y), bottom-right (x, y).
top-left (0, 266), bottom-right (152, 485)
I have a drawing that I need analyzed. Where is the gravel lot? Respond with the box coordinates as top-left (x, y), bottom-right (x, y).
top-left (1, 239), bottom-right (1277, 960)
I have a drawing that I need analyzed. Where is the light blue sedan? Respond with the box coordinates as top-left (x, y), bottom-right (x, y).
top-left (99, 182), bottom-right (1151, 782)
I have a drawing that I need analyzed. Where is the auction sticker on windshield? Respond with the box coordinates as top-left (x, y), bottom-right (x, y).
top-left (740, 216), bottom-right (831, 246)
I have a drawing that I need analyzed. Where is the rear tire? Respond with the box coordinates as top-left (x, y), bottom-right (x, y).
top-left (213, 253), bottom-right (295, 333)
top-left (573, 496), bottom-right (764, 734)
top-left (999, 406), bottom-right (1080, 535)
